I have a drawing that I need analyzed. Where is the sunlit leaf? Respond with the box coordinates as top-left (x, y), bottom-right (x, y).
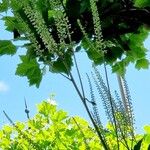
top-left (51, 110), bottom-right (68, 122)
top-left (135, 58), bottom-right (149, 70)
top-left (144, 125), bottom-right (150, 134)
top-left (16, 55), bottom-right (42, 87)
top-left (112, 61), bottom-right (126, 75)
top-left (50, 51), bottom-right (73, 74)
top-left (0, 0), bottom-right (9, 12)
top-left (0, 40), bottom-right (16, 56)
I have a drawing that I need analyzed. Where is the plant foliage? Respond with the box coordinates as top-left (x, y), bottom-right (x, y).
top-left (0, 0), bottom-right (150, 149)
top-left (0, 0), bottom-right (150, 86)
top-left (1, 100), bottom-right (150, 150)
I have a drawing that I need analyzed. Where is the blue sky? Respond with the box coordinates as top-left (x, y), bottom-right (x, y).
top-left (0, 16), bottom-right (150, 134)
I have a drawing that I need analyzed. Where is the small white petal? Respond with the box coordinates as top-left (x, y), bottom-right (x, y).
top-left (47, 98), bottom-right (57, 106)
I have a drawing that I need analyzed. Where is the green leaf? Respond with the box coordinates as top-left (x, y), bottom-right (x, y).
top-left (87, 48), bottom-right (103, 64)
top-left (127, 47), bottom-right (146, 61)
top-left (105, 46), bottom-right (124, 64)
top-left (80, 0), bottom-right (89, 13)
top-left (37, 101), bottom-right (56, 117)
top-left (0, 40), bottom-right (16, 56)
top-left (0, 0), bottom-right (9, 12)
top-left (121, 27), bottom-right (149, 69)
top-left (50, 51), bottom-right (73, 74)
top-left (112, 61), bottom-right (126, 75)
top-left (144, 125), bottom-right (150, 134)
top-left (15, 122), bottom-right (25, 130)
top-left (2, 16), bottom-right (27, 35)
top-left (16, 55), bottom-right (42, 87)
top-left (145, 134), bottom-right (150, 144)
top-left (134, 0), bottom-right (150, 7)
top-left (52, 110), bottom-right (68, 122)
top-left (65, 128), bottom-right (77, 136)
top-left (2, 125), bottom-right (12, 135)
top-left (134, 139), bottom-right (143, 150)
top-left (135, 58), bottom-right (149, 70)
top-left (2, 16), bottom-right (17, 31)
top-left (82, 38), bottom-right (105, 64)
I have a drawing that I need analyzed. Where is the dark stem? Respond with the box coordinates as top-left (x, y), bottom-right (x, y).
top-left (24, 97), bottom-right (30, 120)
top-left (60, 51), bottom-right (109, 149)
top-left (3, 111), bottom-right (16, 126)
top-left (3, 111), bottom-right (40, 149)
top-left (69, 73), bottom-right (110, 150)
top-left (73, 53), bottom-right (85, 98)
top-left (60, 73), bottom-right (71, 81)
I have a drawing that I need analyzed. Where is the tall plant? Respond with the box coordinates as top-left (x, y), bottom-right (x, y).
top-left (86, 66), bottom-right (135, 149)
top-left (0, 0), bottom-right (150, 149)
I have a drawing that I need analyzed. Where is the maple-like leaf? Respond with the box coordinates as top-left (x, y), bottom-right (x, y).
top-left (135, 58), bottom-right (150, 70)
top-left (0, 40), bottom-right (16, 56)
top-left (16, 55), bottom-right (42, 87)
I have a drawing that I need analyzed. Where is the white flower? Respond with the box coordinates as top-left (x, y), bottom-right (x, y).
top-left (67, 124), bottom-right (72, 130)
top-left (47, 98), bottom-right (57, 106)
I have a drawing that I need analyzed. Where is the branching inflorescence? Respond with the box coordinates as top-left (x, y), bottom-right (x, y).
top-left (1, 0), bottom-right (141, 149)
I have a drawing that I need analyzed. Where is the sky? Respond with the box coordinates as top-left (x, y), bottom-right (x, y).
top-left (0, 15), bottom-right (150, 134)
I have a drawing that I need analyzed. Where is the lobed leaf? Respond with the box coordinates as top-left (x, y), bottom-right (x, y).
top-left (135, 58), bottom-right (149, 70)
top-left (0, 0), bottom-right (9, 12)
top-left (16, 55), bottom-right (42, 87)
top-left (0, 40), bottom-right (16, 56)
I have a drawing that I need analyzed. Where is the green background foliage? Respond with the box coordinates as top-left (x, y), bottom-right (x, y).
top-left (0, 101), bottom-right (150, 150)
